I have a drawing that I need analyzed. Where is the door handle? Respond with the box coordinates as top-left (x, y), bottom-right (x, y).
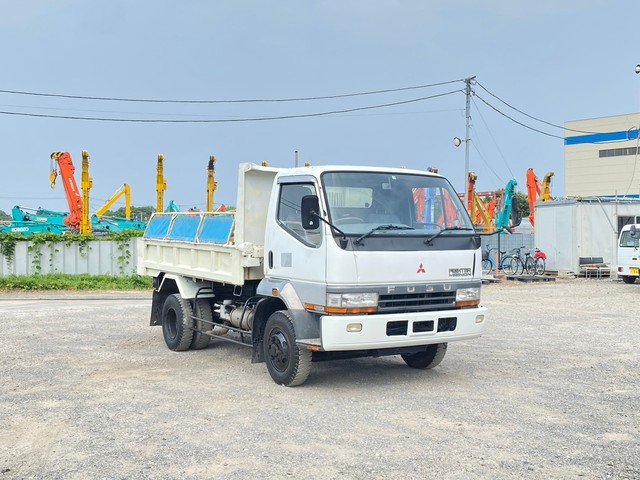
top-left (268, 251), bottom-right (274, 269)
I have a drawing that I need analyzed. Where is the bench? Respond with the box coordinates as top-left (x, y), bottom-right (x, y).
top-left (579, 257), bottom-right (610, 279)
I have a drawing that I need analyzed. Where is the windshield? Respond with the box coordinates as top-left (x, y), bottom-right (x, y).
top-left (321, 171), bottom-right (473, 236)
top-left (620, 231), bottom-right (639, 248)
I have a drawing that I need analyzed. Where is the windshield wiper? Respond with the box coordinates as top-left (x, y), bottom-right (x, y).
top-left (354, 224), bottom-right (414, 245)
top-left (424, 227), bottom-right (475, 245)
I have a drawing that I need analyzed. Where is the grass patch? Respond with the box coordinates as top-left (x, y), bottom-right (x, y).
top-left (0, 274), bottom-right (152, 291)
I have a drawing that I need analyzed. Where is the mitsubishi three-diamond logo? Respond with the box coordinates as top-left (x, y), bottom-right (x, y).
top-left (416, 263), bottom-right (426, 274)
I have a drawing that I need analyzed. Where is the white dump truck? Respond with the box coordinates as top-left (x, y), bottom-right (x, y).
top-left (138, 163), bottom-right (487, 386)
top-left (617, 223), bottom-right (640, 284)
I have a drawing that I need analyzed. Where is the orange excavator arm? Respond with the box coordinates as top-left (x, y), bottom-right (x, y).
top-left (526, 168), bottom-right (541, 227)
top-left (50, 152), bottom-right (83, 231)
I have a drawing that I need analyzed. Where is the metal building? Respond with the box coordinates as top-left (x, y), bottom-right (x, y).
top-left (565, 113), bottom-right (640, 197)
top-left (535, 197), bottom-right (640, 276)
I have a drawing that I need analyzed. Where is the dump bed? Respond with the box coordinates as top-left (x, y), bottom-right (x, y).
top-left (137, 163), bottom-right (278, 285)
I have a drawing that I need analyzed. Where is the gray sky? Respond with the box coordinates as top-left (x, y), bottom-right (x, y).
top-left (1, 0), bottom-right (639, 214)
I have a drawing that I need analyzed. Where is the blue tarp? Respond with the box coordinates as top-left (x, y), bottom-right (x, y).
top-left (144, 215), bottom-right (172, 239)
top-left (199, 214), bottom-right (234, 244)
top-left (167, 215), bottom-right (201, 242)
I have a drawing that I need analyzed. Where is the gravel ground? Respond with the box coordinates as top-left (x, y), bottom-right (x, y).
top-left (0, 279), bottom-right (638, 479)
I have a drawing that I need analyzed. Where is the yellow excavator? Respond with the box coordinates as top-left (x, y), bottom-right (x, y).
top-left (526, 168), bottom-right (554, 226)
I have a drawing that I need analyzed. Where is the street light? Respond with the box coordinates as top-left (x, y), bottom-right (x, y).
top-left (452, 136), bottom-right (471, 206)
top-left (635, 64), bottom-right (640, 74)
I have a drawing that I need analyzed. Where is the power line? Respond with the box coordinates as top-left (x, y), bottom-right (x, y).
top-left (469, 129), bottom-right (506, 186)
top-left (475, 81), bottom-right (599, 135)
top-left (0, 102), bottom-right (465, 119)
top-left (0, 79), bottom-right (465, 104)
top-left (474, 94), bottom-right (565, 139)
top-left (471, 96), bottom-right (516, 178)
top-left (0, 90), bottom-right (463, 123)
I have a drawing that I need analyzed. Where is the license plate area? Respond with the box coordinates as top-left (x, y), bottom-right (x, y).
top-left (631, 268), bottom-right (639, 276)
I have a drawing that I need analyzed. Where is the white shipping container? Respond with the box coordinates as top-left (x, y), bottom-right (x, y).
top-left (535, 198), bottom-right (640, 276)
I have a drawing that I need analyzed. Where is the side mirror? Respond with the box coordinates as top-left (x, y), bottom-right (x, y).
top-left (301, 195), bottom-right (320, 230)
top-left (631, 224), bottom-right (637, 237)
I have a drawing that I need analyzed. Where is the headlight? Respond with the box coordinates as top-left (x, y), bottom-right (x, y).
top-left (327, 292), bottom-right (378, 308)
top-left (456, 287), bottom-right (480, 302)
top-left (456, 287), bottom-right (480, 308)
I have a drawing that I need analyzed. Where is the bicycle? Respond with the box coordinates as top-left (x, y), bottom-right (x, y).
top-left (515, 247), bottom-right (547, 276)
top-left (501, 246), bottom-right (529, 275)
top-left (481, 249), bottom-right (493, 274)
top-left (483, 247), bottom-right (518, 275)
top-left (533, 248), bottom-right (547, 275)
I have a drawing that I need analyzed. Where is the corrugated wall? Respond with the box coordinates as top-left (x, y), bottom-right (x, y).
top-left (0, 239), bottom-right (137, 276)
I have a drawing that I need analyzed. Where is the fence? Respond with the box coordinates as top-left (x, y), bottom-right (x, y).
top-left (0, 239), bottom-right (137, 277)
top-left (1, 234), bottom-right (531, 277)
top-left (481, 232), bottom-right (535, 257)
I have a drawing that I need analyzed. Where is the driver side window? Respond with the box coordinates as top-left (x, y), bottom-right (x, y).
top-left (277, 183), bottom-right (322, 247)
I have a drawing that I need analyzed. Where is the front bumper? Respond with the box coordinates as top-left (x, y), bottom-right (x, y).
top-left (618, 265), bottom-right (640, 277)
top-left (319, 306), bottom-right (487, 351)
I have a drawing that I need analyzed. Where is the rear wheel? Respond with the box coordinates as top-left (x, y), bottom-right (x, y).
top-left (190, 299), bottom-right (213, 350)
top-left (161, 294), bottom-right (194, 351)
top-left (263, 311), bottom-right (312, 387)
top-left (402, 343), bottom-right (447, 369)
top-left (535, 258), bottom-right (546, 276)
top-left (622, 275), bottom-right (637, 284)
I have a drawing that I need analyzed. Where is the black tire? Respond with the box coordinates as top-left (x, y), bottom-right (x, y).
top-left (525, 257), bottom-right (536, 275)
top-left (263, 311), bottom-right (312, 387)
top-left (190, 299), bottom-right (212, 350)
top-left (503, 256), bottom-right (518, 276)
top-left (622, 275), bottom-right (637, 284)
top-left (535, 258), bottom-right (546, 276)
top-left (161, 294), bottom-right (194, 351)
top-left (402, 343), bottom-right (447, 369)
top-left (481, 259), bottom-right (493, 275)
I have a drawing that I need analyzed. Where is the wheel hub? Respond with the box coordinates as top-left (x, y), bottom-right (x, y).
top-left (267, 329), bottom-right (289, 372)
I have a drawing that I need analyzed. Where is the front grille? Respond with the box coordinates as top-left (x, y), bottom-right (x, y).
top-left (378, 291), bottom-right (456, 313)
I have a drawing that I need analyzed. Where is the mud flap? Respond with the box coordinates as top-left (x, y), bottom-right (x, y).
top-left (150, 290), bottom-right (168, 326)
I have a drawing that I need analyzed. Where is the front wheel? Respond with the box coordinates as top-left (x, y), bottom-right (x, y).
top-left (525, 257), bottom-right (536, 275)
top-left (263, 311), bottom-right (312, 387)
top-left (622, 275), bottom-right (637, 284)
top-left (503, 256), bottom-right (519, 276)
top-left (482, 258), bottom-right (493, 275)
top-left (401, 343), bottom-right (447, 369)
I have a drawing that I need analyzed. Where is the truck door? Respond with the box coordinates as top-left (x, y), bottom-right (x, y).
top-left (265, 180), bottom-right (326, 304)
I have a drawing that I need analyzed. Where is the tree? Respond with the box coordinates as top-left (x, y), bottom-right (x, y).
top-left (513, 192), bottom-right (530, 218)
top-left (102, 205), bottom-right (156, 221)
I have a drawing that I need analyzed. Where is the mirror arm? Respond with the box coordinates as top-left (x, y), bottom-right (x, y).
top-left (477, 228), bottom-right (504, 236)
top-left (312, 211), bottom-right (347, 240)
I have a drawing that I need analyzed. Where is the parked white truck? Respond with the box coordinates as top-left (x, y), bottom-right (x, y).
top-left (617, 223), bottom-right (640, 284)
top-left (138, 163), bottom-right (487, 386)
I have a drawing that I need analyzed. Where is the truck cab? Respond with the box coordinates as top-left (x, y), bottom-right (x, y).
top-left (139, 163), bottom-right (487, 386)
top-left (617, 223), bottom-right (640, 284)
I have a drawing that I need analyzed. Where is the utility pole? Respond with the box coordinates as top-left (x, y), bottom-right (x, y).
top-left (294, 150), bottom-right (299, 168)
top-left (463, 76), bottom-right (475, 210)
